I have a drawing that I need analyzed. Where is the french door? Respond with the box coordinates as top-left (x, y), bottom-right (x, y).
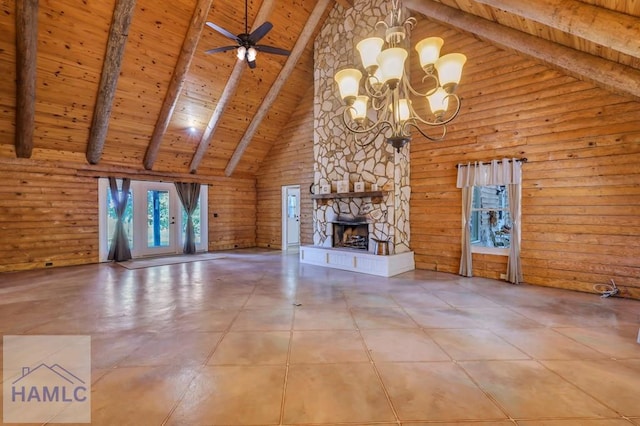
top-left (99, 179), bottom-right (208, 261)
top-left (134, 182), bottom-right (180, 257)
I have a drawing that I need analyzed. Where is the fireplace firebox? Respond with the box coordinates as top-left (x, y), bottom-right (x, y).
top-left (332, 219), bottom-right (369, 250)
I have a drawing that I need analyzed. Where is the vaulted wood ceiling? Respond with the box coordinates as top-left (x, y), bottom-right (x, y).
top-left (2, 0), bottom-right (639, 178)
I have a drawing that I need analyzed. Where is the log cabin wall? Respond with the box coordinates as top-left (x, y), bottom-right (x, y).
top-left (255, 86), bottom-right (315, 249)
top-left (0, 156), bottom-right (257, 272)
top-left (0, 160), bottom-right (99, 272)
top-left (409, 19), bottom-right (640, 299)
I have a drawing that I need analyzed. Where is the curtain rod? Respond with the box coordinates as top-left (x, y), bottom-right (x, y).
top-left (456, 158), bottom-right (528, 168)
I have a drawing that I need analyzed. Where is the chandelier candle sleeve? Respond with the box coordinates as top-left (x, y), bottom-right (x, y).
top-left (333, 0), bottom-right (466, 152)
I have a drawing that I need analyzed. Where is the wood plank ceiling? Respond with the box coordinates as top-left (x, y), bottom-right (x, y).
top-left (2, 0), bottom-right (639, 178)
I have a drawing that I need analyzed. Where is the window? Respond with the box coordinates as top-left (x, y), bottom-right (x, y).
top-left (471, 185), bottom-right (511, 250)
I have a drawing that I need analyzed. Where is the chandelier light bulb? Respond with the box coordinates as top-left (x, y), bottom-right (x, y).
top-left (415, 37), bottom-right (443, 71)
top-left (356, 37), bottom-right (384, 74)
top-left (435, 53), bottom-right (467, 92)
top-left (377, 48), bottom-right (407, 87)
top-left (335, 68), bottom-right (363, 103)
top-left (427, 87), bottom-right (449, 118)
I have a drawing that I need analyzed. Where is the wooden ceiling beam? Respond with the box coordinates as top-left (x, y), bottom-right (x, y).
top-left (224, 0), bottom-right (333, 177)
top-left (404, 0), bottom-right (640, 101)
top-left (143, 0), bottom-right (213, 170)
top-left (86, 0), bottom-right (137, 165)
top-left (15, 0), bottom-right (38, 158)
top-left (189, 0), bottom-right (276, 174)
top-left (473, 0), bottom-right (640, 60)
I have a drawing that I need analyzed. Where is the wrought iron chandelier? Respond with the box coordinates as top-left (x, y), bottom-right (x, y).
top-left (334, 0), bottom-right (466, 152)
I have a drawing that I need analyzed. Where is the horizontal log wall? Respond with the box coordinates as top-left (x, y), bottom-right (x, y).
top-left (410, 20), bottom-right (640, 299)
top-left (255, 86), bottom-right (315, 249)
top-left (0, 160), bottom-right (99, 272)
top-left (0, 155), bottom-right (256, 272)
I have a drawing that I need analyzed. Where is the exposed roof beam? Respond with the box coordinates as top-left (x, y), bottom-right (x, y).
top-left (86, 0), bottom-right (137, 165)
top-left (224, 0), bottom-right (333, 177)
top-left (189, 0), bottom-right (276, 174)
top-left (404, 0), bottom-right (640, 101)
top-left (143, 0), bottom-right (213, 170)
top-left (15, 0), bottom-right (38, 158)
top-left (473, 0), bottom-right (640, 60)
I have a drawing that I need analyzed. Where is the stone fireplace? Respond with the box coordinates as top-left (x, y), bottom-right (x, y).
top-left (299, 0), bottom-right (415, 276)
top-left (332, 219), bottom-right (369, 250)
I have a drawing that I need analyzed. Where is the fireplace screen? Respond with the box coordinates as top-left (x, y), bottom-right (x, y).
top-left (333, 222), bottom-right (369, 250)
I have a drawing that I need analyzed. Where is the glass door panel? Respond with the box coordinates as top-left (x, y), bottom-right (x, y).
top-left (147, 190), bottom-right (170, 248)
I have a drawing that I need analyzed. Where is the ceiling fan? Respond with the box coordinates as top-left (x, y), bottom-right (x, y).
top-left (205, 0), bottom-right (291, 69)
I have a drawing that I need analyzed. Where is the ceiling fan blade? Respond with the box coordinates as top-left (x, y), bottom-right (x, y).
top-left (206, 21), bottom-right (240, 43)
top-left (249, 21), bottom-right (273, 44)
top-left (205, 45), bottom-right (238, 54)
top-left (255, 45), bottom-right (290, 56)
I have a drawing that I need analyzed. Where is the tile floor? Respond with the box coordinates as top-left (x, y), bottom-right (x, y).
top-left (1, 248), bottom-right (639, 425)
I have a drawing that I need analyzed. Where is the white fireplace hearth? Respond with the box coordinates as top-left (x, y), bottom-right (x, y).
top-left (299, 246), bottom-right (415, 277)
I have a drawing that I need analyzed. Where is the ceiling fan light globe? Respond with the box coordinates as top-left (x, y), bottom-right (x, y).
top-left (247, 47), bottom-right (257, 62)
top-left (237, 46), bottom-right (247, 60)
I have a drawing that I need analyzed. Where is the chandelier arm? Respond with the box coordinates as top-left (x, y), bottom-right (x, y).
top-left (341, 107), bottom-right (394, 135)
top-left (352, 124), bottom-right (390, 148)
top-left (405, 121), bottom-right (447, 141)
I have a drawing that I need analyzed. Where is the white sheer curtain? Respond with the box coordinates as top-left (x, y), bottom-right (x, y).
top-left (456, 158), bottom-right (523, 283)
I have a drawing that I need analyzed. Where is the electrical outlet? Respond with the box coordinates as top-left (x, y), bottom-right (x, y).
top-left (500, 273), bottom-right (507, 280)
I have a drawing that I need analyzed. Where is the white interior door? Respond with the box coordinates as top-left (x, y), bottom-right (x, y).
top-left (282, 185), bottom-right (301, 251)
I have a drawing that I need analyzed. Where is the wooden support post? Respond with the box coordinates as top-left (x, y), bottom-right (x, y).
top-left (86, 0), bottom-right (137, 165)
top-left (143, 0), bottom-right (213, 170)
top-left (15, 0), bottom-right (38, 158)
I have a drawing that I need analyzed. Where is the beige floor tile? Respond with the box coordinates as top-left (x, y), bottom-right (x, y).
top-left (90, 332), bottom-right (155, 369)
top-left (230, 308), bottom-right (294, 331)
top-left (290, 330), bottom-right (369, 363)
top-left (460, 360), bottom-right (618, 419)
top-left (463, 307), bottom-right (544, 329)
top-left (118, 332), bottom-right (222, 366)
top-left (517, 420), bottom-right (634, 426)
top-left (493, 328), bottom-right (609, 360)
top-left (283, 363), bottom-right (395, 424)
top-left (631, 418), bottom-right (640, 426)
top-left (431, 290), bottom-right (503, 308)
top-left (173, 308), bottom-right (240, 332)
top-left (167, 365), bottom-right (285, 425)
top-left (344, 291), bottom-right (400, 308)
top-left (389, 290), bottom-right (452, 309)
top-left (404, 307), bottom-right (481, 328)
top-left (293, 306), bottom-right (357, 330)
top-left (361, 329), bottom-right (450, 362)
top-left (541, 359), bottom-right (640, 417)
top-left (209, 331), bottom-right (290, 365)
top-left (90, 366), bottom-right (196, 425)
top-left (553, 326), bottom-right (640, 358)
top-left (403, 422), bottom-right (514, 426)
top-left (377, 361), bottom-right (507, 421)
top-left (426, 328), bottom-right (530, 360)
top-left (351, 307), bottom-right (418, 329)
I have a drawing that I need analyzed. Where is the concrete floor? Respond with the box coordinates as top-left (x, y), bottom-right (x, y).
top-left (1, 249), bottom-right (639, 425)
